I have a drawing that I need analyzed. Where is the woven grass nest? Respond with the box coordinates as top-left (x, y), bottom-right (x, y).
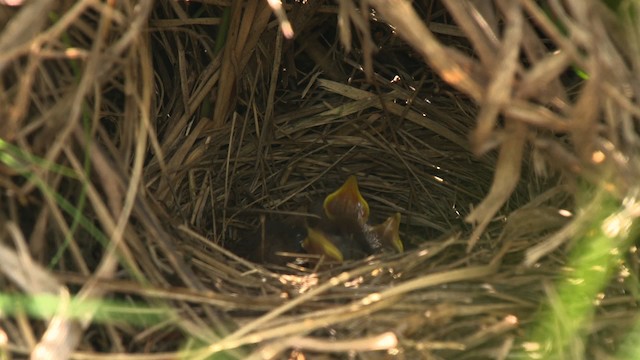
top-left (1, 1), bottom-right (639, 359)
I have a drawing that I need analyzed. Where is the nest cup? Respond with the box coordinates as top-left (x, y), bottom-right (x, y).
top-left (1, 1), bottom-right (639, 359)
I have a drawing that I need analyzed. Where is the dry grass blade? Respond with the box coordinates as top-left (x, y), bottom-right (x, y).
top-left (469, 1), bottom-right (522, 155)
top-left (442, 0), bottom-right (500, 68)
top-left (466, 122), bottom-right (527, 251)
top-left (212, 1), bottom-right (272, 128)
top-left (318, 78), bottom-right (469, 150)
top-left (1, 225), bottom-right (77, 360)
top-left (0, 0), bottom-right (53, 74)
top-left (369, 0), bottom-right (484, 100)
top-left (247, 332), bottom-right (397, 359)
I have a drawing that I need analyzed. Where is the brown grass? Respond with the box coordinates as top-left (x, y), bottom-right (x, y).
top-left (1, 0), bottom-right (639, 359)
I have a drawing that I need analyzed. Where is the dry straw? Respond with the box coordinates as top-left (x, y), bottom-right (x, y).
top-left (0, 0), bottom-right (639, 359)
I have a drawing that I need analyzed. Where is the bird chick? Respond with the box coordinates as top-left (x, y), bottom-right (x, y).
top-left (305, 176), bottom-right (404, 262)
top-left (322, 175), bottom-right (370, 230)
top-left (363, 212), bottom-right (404, 254)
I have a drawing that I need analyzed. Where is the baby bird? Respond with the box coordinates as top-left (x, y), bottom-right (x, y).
top-left (237, 176), bottom-right (404, 265)
top-left (302, 176), bottom-right (404, 262)
top-left (323, 175), bottom-right (370, 230)
top-left (302, 227), bottom-right (344, 262)
top-left (363, 212), bottom-right (404, 253)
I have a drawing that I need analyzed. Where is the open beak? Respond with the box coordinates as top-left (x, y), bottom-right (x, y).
top-left (322, 175), bottom-right (370, 227)
top-left (302, 227), bottom-right (344, 262)
top-left (369, 212), bottom-right (404, 253)
top-left (305, 176), bottom-right (403, 261)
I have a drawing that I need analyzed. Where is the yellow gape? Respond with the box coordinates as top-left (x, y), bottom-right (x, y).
top-left (366, 212), bottom-right (404, 253)
top-left (322, 175), bottom-right (370, 227)
top-left (302, 226), bottom-right (344, 262)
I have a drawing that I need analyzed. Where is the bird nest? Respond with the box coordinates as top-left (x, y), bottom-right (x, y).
top-left (1, 1), bottom-right (639, 359)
